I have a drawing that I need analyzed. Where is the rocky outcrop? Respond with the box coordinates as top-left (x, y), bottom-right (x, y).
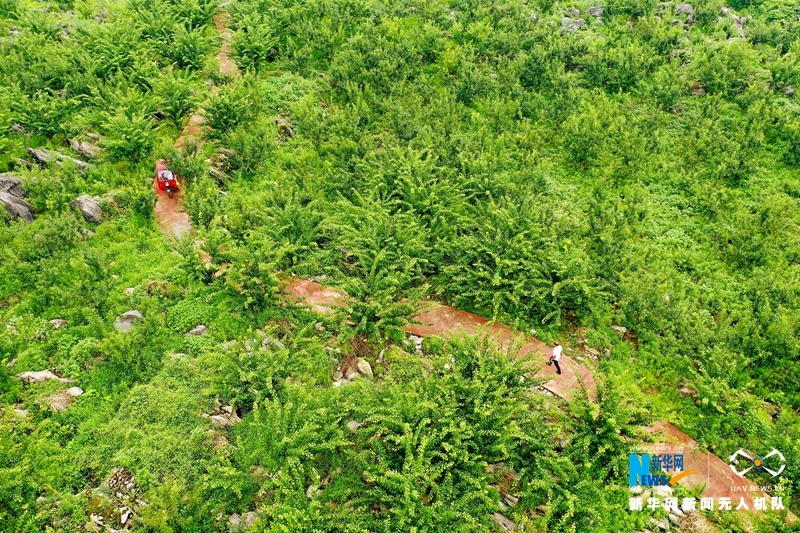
top-left (70, 195), bottom-right (103, 223)
top-left (27, 147), bottom-right (92, 172)
top-left (17, 370), bottom-right (75, 384)
top-left (0, 176), bottom-right (33, 222)
top-left (114, 310), bottom-right (143, 332)
top-left (68, 138), bottom-right (102, 159)
top-left (205, 404), bottom-right (241, 429)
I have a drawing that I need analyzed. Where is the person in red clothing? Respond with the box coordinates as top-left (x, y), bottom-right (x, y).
top-left (550, 342), bottom-right (562, 375)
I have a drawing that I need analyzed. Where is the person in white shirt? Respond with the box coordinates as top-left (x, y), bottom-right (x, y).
top-left (550, 342), bottom-right (562, 375)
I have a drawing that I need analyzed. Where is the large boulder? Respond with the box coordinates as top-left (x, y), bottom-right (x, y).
top-left (0, 176), bottom-right (28, 197)
top-left (676, 3), bottom-right (693, 15)
top-left (0, 192), bottom-right (34, 222)
top-left (70, 195), bottom-right (103, 223)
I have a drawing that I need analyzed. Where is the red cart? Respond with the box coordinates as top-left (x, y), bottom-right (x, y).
top-left (155, 159), bottom-right (179, 198)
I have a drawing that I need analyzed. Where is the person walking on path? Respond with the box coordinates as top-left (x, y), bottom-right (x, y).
top-left (551, 342), bottom-right (562, 375)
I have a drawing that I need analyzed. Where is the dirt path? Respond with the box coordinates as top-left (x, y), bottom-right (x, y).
top-left (283, 278), bottom-right (798, 520)
top-left (283, 279), bottom-right (596, 401)
top-left (153, 7), bottom-right (239, 239)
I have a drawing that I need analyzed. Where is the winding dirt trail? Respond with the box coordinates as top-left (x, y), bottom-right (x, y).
top-left (284, 279), bottom-right (791, 519)
top-left (154, 8), bottom-right (239, 239)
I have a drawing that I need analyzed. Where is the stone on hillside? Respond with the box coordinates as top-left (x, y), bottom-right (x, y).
top-left (187, 324), bottom-right (209, 336)
top-left (244, 512), bottom-right (257, 527)
top-left (50, 319), bottom-right (67, 329)
top-left (0, 191), bottom-right (34, 222)
top-left (652, 484), bottom-right (673, 497)
top-left (586, 347), bottom-right (600, 357)
top-left (228, 513), bottom-right (241, 526)
top-left (491, 512), bottom-right (516, 532)
top-left (676, 3), bottom-right (693, 15)
top-left (114, 310), bottom-right (142, 332)
top-left (0, 176), bottom-right (28, 197)
top-left (679, 386), bottom-right (696, 397)
top-left (408, 334), bottom-right (424, 355)
top-left (611, 325), bottom-right (628, 335)
top-left (14, 407), bottom-right (28, 417)
top-left (347, 420), bottom-right (363, 431)
top-left (562, 17), bottom-right (586, 31)
top-left (734, 15), bottom-right (746, 26)
top-left (68, 138), bottom-right (101, 159)
top-left (67, 386), bottom-right (84, 397)
top-left (784, 87), bottom-right (794, 96)
top-left (587, 6), bottom-right (603, 16)
top-left (208, 406), bottom-right (241, 429)
top-left (669, 513), bottom-right (681, 524)
top-left (27, 147), bottom-right (92, 172)
top-left (17, 370), bottom-right (75, 384)
top-left (70, 195), bottom-right (103, 223)
top-left (567, 6), bottom-right (580, 17)
top-left (651, 516), bottom-right (669, 530)
top-left (357, 358), bottom-right (373, 377)
top-left (47, 389), bottom-right (77, 411)
top-left (261, 336), bottom-right (285, 350)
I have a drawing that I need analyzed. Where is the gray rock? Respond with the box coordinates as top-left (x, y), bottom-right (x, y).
top-left (734, 15), bottom-right (746, 26)
top-left (17, 370), bottom-right (75, 384)
top-left (652, 484), bottom-right (673, 497)
top-left (27, 147), bottom-right (92, 172)
top-left (669, 513), bottom-right (681, 524)
top-left (676, 3), bottom-right (693, 15)
top-left (67, 138), bottom-right (101, 159)
top-left (650, 516), bottom-right (669, 530)
top-left (567, 6), bottom-right (580, 17)
top-left (679, 386), bottom-right (696, 397)
top-left (612, 325), bottom-right (628, 335)
top-left (123, 287), bottom-right (135, 296)
top-left (14, 407), bottom-right (28, 417)
top-left (244, 512), bottom-right (257, 527)
top-left (721, 6), bottom-right (729, 15)
top-left (587, 6), bottom-right (603, 16)
top-left (114, 310), bottom-right (142, 332)
top-left (0, 191), bottom-right (34, 222)
top-left (357, 358), bottom-right (373, 377)
top-left (50, 319), bottom-right (67, 330)
top-left (491, 512), bottom-right (516, 532)
top-left (347, 420), bottom-right (363, 431)
top-left (187, 324), bottom-right (209, 336)
top-left (0, 176), bottom-right (28, 197)
top-left (67, 386), bottom-right (84, 397)
top-left (70, 195), bottom-right (103, 223)
top-left (208, 410), bottom-right (241, 429)
top-left (228, 513), bottom-right (241, 526)
top-left (784, 86), bottom-right (794, 96)
top-left (562, 17), bottom-right (586, 31)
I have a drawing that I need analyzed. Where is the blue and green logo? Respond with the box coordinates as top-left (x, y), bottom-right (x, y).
top-left (629, 452), bottom-right (698, 487)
